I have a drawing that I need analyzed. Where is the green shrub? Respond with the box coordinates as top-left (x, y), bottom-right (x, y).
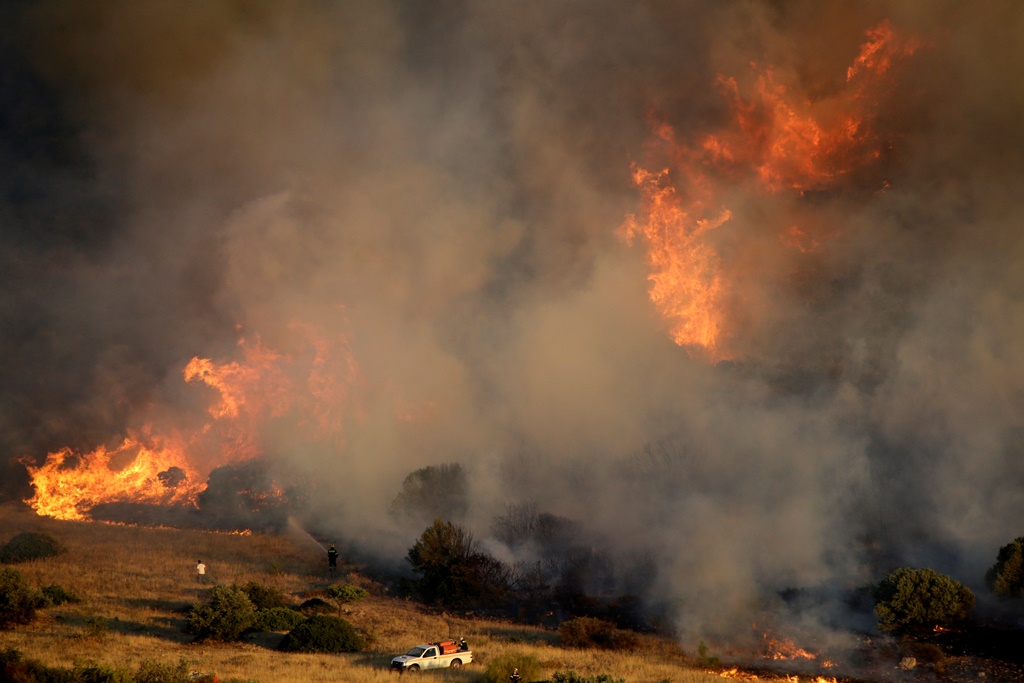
top-left (185, 585), bottom-right (257, 641)
top-left (482, 653), bottom-right (542, 683)
top-left (986, 536), bottom-right (1024, 598)
top-left (278, 614), bottom-right (365, 653)
top-left (70, 659), bottom-right (133, 682)
top-left (40, 583), bottom-right (80, 607)
top-left (874, 567), bottom-right (975, 633)
top-left (0, 532), bottom-right (66, 563)
top-left (240, 581), bottom-right (290, 610)
top-left (251, 606), bottom-right (306, 632)
top-left (134, 658), bottom-right (191, 683)
top-left (0, 567), bottom-right (39, 629)
top-left (325, 582), bottom-right (369, 603)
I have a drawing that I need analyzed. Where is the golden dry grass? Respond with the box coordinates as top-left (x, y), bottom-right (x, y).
top-left (0, 502), bottom-right (744, 683)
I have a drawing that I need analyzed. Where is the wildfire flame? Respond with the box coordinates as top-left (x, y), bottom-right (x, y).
top-left (21, 432), bottom-right (202, 521)
top-left (22, 325), bottom-right (363, 522)
top-left (621, 20), bottom-right (917, 359)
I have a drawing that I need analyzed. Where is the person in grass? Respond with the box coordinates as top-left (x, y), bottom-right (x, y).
top-left (196, 560), bottom-right (206, 583)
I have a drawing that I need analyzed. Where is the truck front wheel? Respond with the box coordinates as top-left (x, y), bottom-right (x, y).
top-left (407, 665), bottom-right (419, 673)
top-left (450, 660), bottom-right (462, 668)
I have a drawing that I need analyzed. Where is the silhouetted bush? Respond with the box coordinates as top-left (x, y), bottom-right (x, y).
top-left (240, 581), bottom-right (290, 610)
top-left (40, 583), bottom-right (80, 607)
top-left (558, 616), bottom-right (638, 650)
top-left (986, 536), bottom-right (1024, 598)
top-left (874, 567), bottom-right (975, 633)
top-left (0, 567), bottom-right (39, 629)
top-left (482, 653), bottom-right (542, 683)
top-left (251, 606), bottom-right (306, 632)
top-left (278, 614), bottom-right (365, 653)
top-left (185, 585), bottom-right (256, 641)
top-left (0, 532), bottom-right (66, 563)
top-left (326, 582), bottom-right (369, 603)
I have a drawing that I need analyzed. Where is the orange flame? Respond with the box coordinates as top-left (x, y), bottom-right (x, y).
top-left (622, 21), bottom-right (917, 358)
top-left (23, 325), bottom-right (364, 522)
top-left (21, 432), bottom-right (203, 521)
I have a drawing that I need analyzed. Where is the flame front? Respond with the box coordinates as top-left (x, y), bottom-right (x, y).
top-left (21, 434), bottom-right (202, 521)
top-left (23, 324), bottom-right (364, 521)
top-left (622, 21), bottom-right (917, 359)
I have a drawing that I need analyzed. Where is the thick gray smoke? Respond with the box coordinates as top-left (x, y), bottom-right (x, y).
top-left (4, 0), bottom-right (1024, 656)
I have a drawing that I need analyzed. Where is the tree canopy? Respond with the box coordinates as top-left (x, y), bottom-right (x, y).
top-left (874, 566), bottom-right (975, 633)
top-left (406, 518), bottom-right (510, 608)
top-left (985, 536), bottom-right (1024, 598)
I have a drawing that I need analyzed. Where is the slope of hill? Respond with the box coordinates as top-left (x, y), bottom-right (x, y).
top-left (0, 502), bottom-right (726, 683)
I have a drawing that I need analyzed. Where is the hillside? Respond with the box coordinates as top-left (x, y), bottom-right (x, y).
top-left (0, 502), bottom-right (727, 683)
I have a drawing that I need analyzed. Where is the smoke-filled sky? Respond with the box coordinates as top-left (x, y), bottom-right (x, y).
top-left (4, 0), bottom-right (1024, 649)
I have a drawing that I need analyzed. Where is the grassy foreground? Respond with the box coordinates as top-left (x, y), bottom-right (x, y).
top-left (0, 502), bottom-right (731, 683)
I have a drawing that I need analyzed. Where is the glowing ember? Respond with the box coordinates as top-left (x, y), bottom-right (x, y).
top-left (762, 631), bottom-right (816, 662)
top-left (622, 21), bottom-right (917, 359)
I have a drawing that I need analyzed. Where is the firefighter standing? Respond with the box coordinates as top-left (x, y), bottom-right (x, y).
top-left (509, 667), bottom-right (521, 683)
top-left (327, 544), bottom-right (338, 573)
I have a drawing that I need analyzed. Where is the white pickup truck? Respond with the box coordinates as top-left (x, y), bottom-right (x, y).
top-left (390, 640), bottom-right (472, 672)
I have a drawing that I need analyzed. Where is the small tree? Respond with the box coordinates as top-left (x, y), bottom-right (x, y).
top-left (0, 568), bottom-right (39, 629)
top-left (986, 536), bottom-right (1024, 598)
top-left (407, 518), bottom-right (510, 608)
top-left (241, 581), bottom-right (290, 609)
top-left (874, 567), bottom-right (975, 633)
top-left (185, 584), bottom-right (257, 641)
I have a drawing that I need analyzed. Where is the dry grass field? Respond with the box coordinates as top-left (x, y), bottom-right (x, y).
top-left (0, 502), bottom-right (736, 683)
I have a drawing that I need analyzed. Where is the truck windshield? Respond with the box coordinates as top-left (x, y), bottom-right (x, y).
top-left (406, 647), bottom-right (426, 657)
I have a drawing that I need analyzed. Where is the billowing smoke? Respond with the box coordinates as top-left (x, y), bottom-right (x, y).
top-left (4, 0), bottom-right (1024, 659)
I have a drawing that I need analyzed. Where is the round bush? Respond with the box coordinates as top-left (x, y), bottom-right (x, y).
top-left (252, 606), bottom-right (306, 632)
top-left (185, 585), bottom-right (256, 641)
top-left (278, 614), bottom-right (365, 653)
top-left (0, 532), bottom-right (66, 563)
top-left (0, 568), bottom-right (39, 629)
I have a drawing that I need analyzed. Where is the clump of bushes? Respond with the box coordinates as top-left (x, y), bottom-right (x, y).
top-left (185, 585), bottom-right (256, 641)
top-left (0, 532), bottom-right (66, 563)
top-left (0, 567), bottom-right (39, 629)
top-left (482, 653), bottom-right (542, 683)
top-left (278, 614), bottom-right (365, 653)
top-left (558, 616), bottom-right (639, 650)
top-left (251, 606), bottom-right (306, 632)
